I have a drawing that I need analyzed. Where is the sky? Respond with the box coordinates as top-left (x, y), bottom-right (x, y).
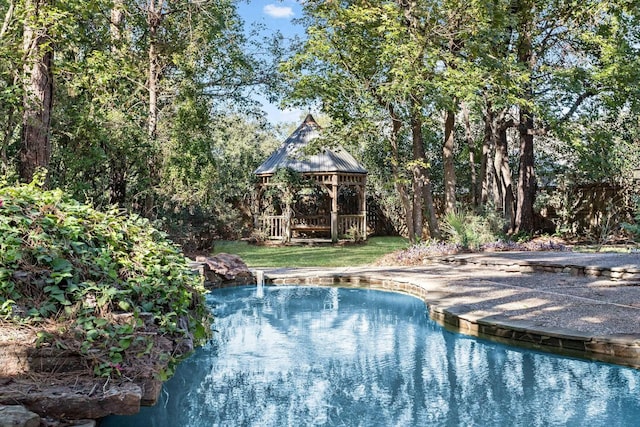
top-left (236, 1), bottom-right (309, 124)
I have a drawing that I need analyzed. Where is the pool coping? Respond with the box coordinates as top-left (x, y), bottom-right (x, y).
top-left (251, 254), bottom-right (640, 369)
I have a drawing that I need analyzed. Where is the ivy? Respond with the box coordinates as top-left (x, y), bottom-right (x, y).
top-left (0, 178), bottom-right (211, 378)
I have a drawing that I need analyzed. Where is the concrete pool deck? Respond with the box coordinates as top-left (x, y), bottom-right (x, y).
top-left (261, 251), bottom-right (640, 368)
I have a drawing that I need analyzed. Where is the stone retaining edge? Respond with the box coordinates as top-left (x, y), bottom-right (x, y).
top-left (265, 273), bottom-right (640, 370)
top-left (425, 256), bottom-right (640, 280)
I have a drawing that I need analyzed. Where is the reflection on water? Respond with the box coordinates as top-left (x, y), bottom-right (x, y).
top-left (102, 286), bottom-right (640, 426)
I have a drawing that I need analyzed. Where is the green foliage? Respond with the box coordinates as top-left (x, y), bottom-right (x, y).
top-left (263, 167), bottom-right (316, 218)
top-left (266, 168), bottom-right (311, 202)
top-left (440, 209), bottom-right (506, 251)
top-left (159, 115), bottom-right (280, 241)
top-left (621, 197), bottom-right (640, 244)
top-left (283, 0), bottom-right (640, 238)
top-left (2, 0), bottom-right (277, 240)
top-left (0, 178), bottom-right (210, 378)
top-left (345, 225), bottom-right (365, 243)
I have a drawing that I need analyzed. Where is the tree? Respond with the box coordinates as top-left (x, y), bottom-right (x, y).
top-left (45, 0), bottom-right (266, 214)
top-left (291, 0), bottom-right (640, 239)
top-left (463, 0), bottom-right (640, 234)
top-left (0, 0), bottom-right (21, 176)
top-left (283, 0), bottom-right (449, 241)
top-left (19, 0), bottom-right (54, 182)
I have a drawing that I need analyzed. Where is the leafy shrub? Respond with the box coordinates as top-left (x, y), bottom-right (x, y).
top-left (375, 240), bottom-right (463, 265)
top-left (345, 225), bottom-right (365, 243)
top-left (440, 210), bottom-right (505, 251)
top-left (621, 196), bottom-right (640, 244)
top-left (481, 238), bottom-right (570, 252)
top-left (377, 233), bottom-right (570, 266)
top-left (0, 177), bottom-right (211, 378)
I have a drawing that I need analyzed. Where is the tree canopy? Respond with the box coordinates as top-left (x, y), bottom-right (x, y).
top-left (280, 0), bottom-right (640, 239)
top-left (1, 0), bottom-right (285, 240)
top-left (1, 0), bottom-right (638, 242)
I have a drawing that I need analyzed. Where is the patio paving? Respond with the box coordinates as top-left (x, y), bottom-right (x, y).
top-left (260, 251), bottom-right (640, 368)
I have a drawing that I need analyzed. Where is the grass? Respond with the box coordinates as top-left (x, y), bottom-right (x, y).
top-left (213, 236), bottom-right (409, 268)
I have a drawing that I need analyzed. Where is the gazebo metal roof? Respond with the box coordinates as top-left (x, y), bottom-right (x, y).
top-left (254, 114), bottom-right (367, 175)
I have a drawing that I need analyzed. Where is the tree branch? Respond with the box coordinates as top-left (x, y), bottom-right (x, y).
top-left (0, 0), bottom-right (14, 39)
top-left (559, 89), bottom-right (597, 123)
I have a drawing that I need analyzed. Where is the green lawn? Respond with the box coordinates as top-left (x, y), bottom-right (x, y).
top-left (213, 236), bottom-right (409, 268)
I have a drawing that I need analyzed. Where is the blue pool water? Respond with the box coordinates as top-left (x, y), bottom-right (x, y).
top-left (102, 286), bottom-right (640, 426)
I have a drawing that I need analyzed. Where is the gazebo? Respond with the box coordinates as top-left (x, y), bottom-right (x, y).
top-left (253, 114), bottom-right (367, 242)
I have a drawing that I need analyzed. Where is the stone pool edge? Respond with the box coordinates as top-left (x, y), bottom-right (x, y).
top-left (257, 270), bottom-right (640, 370)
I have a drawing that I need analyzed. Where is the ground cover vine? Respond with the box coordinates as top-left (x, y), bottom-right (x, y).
top-left (0, 177), bottom-right (211, 379)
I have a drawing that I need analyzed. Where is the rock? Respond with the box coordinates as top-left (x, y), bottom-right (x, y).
top-left (1, 382), bottom-right (142, 420)
top-left (194, 253), bottom-right (254, 288)
top-left (139, 378), bottom-right (163, 406)
top-left (0, 405), bottom-right (40, 427)
top-left (27, 348), bottom-right (86, 374)
top-left (40, 418), bottom-right (96, 427)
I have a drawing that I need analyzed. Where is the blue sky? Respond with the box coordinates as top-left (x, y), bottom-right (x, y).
top-left (238, 0), bottom-right (302, 40)
top-left (237, 1), bottom-right (309, 124)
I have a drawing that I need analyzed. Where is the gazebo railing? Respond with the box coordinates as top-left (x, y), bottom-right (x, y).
top-left (338, 214), bottom-right (366, 238)
top-left (257, 214), bottom-right (367, 240)
top-left (258, 215), bottom-right (287, 240)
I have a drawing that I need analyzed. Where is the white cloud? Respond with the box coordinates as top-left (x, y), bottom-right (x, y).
top-left (263, 4), bottom-right (294, 19)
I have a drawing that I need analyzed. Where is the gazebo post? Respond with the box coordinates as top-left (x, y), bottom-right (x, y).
top-left (361, 176), bottom-right (367, 240)
top-left (252, 184), bottom-right (261, 230)
top-left (331, 174), bottom-right (339, 243)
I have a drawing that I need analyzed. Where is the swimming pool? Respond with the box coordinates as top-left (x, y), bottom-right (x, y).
top-left (102, 286), bottom-right (640, 426)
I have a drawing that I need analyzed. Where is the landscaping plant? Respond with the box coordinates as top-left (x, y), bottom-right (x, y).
top-left (0, 176), bottom-right (211, 379)
top-left (440, 209), bottom-right (505, 251)
top-left (622, 196), bottom-right (640, 245)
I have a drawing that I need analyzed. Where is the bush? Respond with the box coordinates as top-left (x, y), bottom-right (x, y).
top-left (621, 196), bottom-right (640, 244)
top-left (440, 209), bottom-right (505, 251)
top-left (0, 177), bottom-right (210, 378)
top-left (376, 209), bottom-right (571, 266)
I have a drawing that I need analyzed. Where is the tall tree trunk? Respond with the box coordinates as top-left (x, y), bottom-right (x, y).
top-left (147, 0), bottom-right (161, 140)
top-left (410, 104), bottom-right (440, 240)
top-left (421, 176), bottom-right (440, 239)
top-left (496, 125), bottom-right (515, 232)
top-left (491, 121), bottom-right (505, 213)
top-left (388, 105), bottom-right (415, 241)
top-left (143, 0), bottom-right (163, 217)
top-left (108, 0), bottom-right (127, 205)
top-left (483, 97), bottom-right (517, 230)
top-left (480, 102), bottom-right (493, 206)
top-left (516, 107), bottom-right (536, 233)
top-left (442, 17), bottom-right (461, 215)
top-left (443, 108), bottom-right (456, 214)
top-left (20, 0), bottom-right (53, 183)
top-left (395, 0), bottom-right (440, 239)
top-left (462, 102), bottom-right (477, 207)
top-left (484, 109), bottom-right (501, 210)
top-left (410, 111), bottom-right (424, 242)
top-left (2, 2), bottom-right (17, 174)
top-left (515, 0), bottom-right (536, 234)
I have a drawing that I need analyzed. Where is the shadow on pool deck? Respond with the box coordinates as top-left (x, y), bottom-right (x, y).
top-left (260, 251), bottom-right (640, 368)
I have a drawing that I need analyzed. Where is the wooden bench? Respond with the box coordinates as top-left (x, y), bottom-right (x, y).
top-left (291, 224), bottom-right (331, 233)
